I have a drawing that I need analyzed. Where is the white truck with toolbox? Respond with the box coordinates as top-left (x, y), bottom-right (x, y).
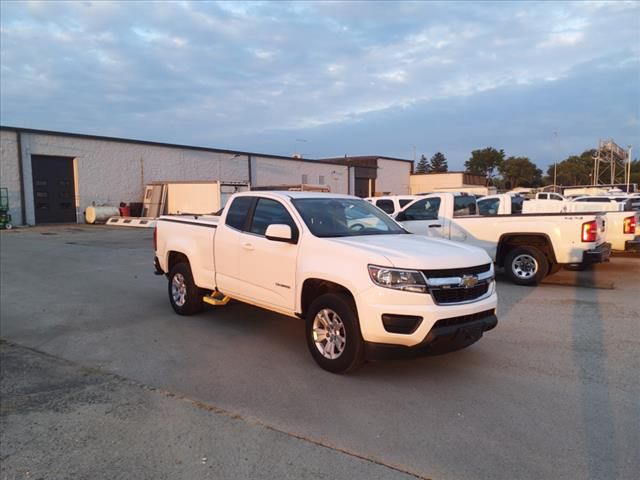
top-left (153, 191), bottom-right (498, 373)
top-left (395, 193), bottom-right (611, 286)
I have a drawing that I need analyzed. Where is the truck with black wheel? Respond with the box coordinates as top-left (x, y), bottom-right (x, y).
top-left (153, 191), bottom-right (498, 373)
top-left (394, 193), bottom-right (611, 286)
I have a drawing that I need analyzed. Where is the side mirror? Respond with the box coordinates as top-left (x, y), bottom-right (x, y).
top-left (395, 211), bottom-right (407, 222)
top-left (265, 224), bottom-right (295, 243)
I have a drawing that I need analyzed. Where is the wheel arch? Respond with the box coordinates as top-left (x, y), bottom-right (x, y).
top-left (167, 250), bottom-right (191, 273)
top-left (496, 233), bottom-right (557, 267)
top-left (300, 278), bottom-right (357, 318)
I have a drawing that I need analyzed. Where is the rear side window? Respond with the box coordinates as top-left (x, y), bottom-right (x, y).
top-left (225, 196), bottom-right (253, 230)
top-left (477, 198), bottom-right (499, 215)
top-left (511, 196), bottom-right (525, 214)
top-left (453, 196), bottom-right (476, 217)
top-left (249, 198), bottom-right (298, 238)
top-left (375, 199), bottom-right (394, 214)
top-left (399, 199), bottom-right (413, 208)
top-left (402, 198), bottom-right (441, 221)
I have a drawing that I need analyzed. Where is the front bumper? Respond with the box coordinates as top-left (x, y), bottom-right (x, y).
top-left (364, 312), bottom-right (498, 360)
top-left (625, 236), bottom-right (640, 252)
top-left (582, 242), bottom-right (611, 265)
top-left (355, 283), bottom-right (498, 347)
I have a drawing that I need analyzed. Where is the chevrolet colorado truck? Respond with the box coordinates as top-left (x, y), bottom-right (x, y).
top-left (154, 191), bottom-right (498, 373)
top-left (395, 193), bottom-right (611, 286)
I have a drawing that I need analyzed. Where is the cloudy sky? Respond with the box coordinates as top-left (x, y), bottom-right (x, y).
top-left (1, 1), bottom-right (638, 170)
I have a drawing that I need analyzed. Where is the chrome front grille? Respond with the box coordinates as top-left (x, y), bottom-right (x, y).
top-left (422, 263), bottom-right (493, 305)
top-left (430, 283), bottom-right (489, 304)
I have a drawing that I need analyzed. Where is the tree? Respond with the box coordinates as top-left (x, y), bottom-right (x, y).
top-left (415, 154), bottom-right (429, 174)
top-left (498, 156), bottom-right (542, 189)
top-left (546, 150), bottom-right (594, 186)
top-left (429, 152), bottom-right (448, 173)
top-left (465, 147), bottom-right (505, 185)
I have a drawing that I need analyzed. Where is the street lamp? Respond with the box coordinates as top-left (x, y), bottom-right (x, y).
top-left (553, 132), bottom-right (558, 192)
top-left (627, 145), bottom-right (633, 193)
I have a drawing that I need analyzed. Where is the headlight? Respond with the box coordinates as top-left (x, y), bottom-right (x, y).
top-left (368, 265), bottom-right (428, 293)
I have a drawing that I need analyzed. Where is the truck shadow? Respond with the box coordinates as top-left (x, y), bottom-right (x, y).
top-left (567, 267), bottom-right (621, 479)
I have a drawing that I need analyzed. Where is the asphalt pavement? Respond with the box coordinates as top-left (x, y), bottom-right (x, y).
top-left (1, 225), bottom-right (639, 480)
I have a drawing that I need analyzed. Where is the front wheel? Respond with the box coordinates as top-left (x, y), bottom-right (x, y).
top-left (305, 293), bottom-right (364, 373)
top-left (168, 262), bottom-right (204, 315)
top-left (504, 246), bottom-right (548, 286)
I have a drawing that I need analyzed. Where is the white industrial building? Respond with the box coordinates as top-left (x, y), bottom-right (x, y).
top-left (0, 126), bottom-right (413, 226)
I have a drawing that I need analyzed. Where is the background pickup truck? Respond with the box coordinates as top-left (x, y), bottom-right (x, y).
top-left (154, 191), bottom-right (498, 373)
top-left (394, 193), bottom-right (611, 286)
top-left (476, 193), bottom-right (639, 253)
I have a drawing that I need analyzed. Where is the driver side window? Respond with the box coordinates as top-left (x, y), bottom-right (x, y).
top-left (249, 198), bottom-right (299, 241)
top-left (402, 198), bottom-right (441, 221)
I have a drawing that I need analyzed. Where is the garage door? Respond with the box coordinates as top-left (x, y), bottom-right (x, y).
top-left (31, 155), bottom-right (77, 224)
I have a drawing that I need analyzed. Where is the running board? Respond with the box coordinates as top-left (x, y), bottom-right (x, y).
top-left (203, 293), bottom-right (231, 306)
top-left (106, 217), bottom-right (157, 228)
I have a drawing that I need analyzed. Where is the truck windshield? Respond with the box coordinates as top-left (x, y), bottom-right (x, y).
top-left (292, 198), bottom-right (406, 237)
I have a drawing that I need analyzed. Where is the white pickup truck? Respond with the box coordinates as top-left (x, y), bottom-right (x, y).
top-left (395, 193), bottom-right (611, 286)
top-left (477, 194), bottom-right (640, 253)
top-left (153, 191), bottom-right (498, 373)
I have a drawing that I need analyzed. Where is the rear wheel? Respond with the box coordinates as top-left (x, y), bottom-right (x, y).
top-left (168, 262), bottom-right (204, 315)
top-left (505, 246), bottom-right (548, 286)
top-left (305, 293), bottom-right (364, 373)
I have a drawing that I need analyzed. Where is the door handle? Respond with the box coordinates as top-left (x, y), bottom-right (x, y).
top-left (242, 243), bottom-right (255, 251)
top-left (428, 224), bottom-right (442, 228)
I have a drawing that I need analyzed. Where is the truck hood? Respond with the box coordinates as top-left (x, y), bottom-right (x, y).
top-left (330, 234), bottom-right (491, 269)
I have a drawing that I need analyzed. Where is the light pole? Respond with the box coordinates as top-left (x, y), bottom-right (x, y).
top-left (553, 132), bottom-right (558, 192)
top-left (627, 145), bottom-right (633, 193)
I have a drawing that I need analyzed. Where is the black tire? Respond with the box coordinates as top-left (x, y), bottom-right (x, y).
top-left (168, 262), bottom-right (204, 315)
top-left (504, 246), bottom-right (549, 286)
top-left (305, 293), bottom-right (364, 374)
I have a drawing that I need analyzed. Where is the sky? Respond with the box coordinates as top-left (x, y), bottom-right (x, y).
top-left (1, 0), bottom-right (639, 171)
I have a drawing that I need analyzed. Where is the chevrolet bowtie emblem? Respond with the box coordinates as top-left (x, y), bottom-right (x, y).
top-left (460, 274), bottom-right (479, 288)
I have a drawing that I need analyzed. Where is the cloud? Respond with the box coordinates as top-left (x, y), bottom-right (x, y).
top-left (538, 31), bottom-right (585, 48)
top-left (1, 0), bottom-right (638, 168)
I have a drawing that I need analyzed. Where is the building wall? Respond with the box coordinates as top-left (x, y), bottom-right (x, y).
top-left (1, 128), bottom-right (415, 225)
top-left (251, 156), bottom-right (349, 193)
top-left (14, 131), bottom-right (248, 224)
top-left (410, 172), bottom-right (495, 195)
top-left (0, 130), bottom-right (22, 224)
top-left (410, 172), bottom-right (465, 194)
top-left (376, 159), bottom-right (412, 195)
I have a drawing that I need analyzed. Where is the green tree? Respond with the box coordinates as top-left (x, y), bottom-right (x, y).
top-left (546, 150), bottom-right (595, 186)
top-left (429, 152), bottom-right (448, 172)
top-left (499, 156), bottom-right (542, 189)
top-left (415, 154), bottom-right (429, 174)
top-left (465, 147), bottom-right (505, 185)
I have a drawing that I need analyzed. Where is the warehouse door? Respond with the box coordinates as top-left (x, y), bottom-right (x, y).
top-left (31, 155), bottom-right (76, 224)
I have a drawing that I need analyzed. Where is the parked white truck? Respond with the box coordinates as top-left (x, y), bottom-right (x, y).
top-left (154, 191), bottom-right (498, 373)
top-left (477, 194), bottom-right (640, 253)
top-left (395, 193), bottom-right (611, 286)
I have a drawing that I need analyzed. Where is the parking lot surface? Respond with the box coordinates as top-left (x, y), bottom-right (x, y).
top-left (1, 225), bottom-right (639, 479)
